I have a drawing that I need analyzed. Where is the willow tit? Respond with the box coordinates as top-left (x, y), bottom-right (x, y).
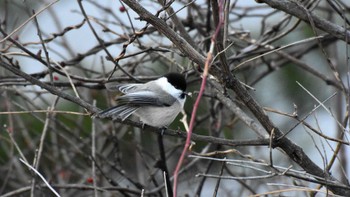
top-left (98, 73), bottom-right (187, 127)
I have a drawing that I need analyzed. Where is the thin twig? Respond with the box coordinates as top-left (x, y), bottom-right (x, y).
top-left (296, 81), bottom-right (346, 132)
top-left (19, 158), bottom-right (60, 197)
top-left (212, 159), bottom-right (225, 197)
top-left (173, 1), bottom-right (225, 196)
top-left (92, 100), bottom-right (98, 197)
top-left (0, 0), bottom-right (59, 43)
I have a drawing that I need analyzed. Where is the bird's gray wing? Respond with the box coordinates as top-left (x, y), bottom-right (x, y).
top-left (105, 83), bottom-right (143, 93)
top-left (117, 91), bottom-right (175, 107)
top-left (99, 83), bottom-right (143, 120)
top-left (98, 91), bottom-right (175, 120)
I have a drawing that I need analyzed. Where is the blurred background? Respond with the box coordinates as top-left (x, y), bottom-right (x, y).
top-left (1, 0), bottom-right (350, 196)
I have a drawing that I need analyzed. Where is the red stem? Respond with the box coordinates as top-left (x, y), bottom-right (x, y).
top-left (172, 0), bottom-right (224, 196)
top-left (172, 58), bottom-right (210, 196)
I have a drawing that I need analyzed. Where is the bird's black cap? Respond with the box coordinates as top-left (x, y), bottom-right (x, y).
top-left (164, 73), bottom-right (187, 92)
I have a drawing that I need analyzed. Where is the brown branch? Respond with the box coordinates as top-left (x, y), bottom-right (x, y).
top-left (121, 0), bottom-right (206, 66)
top-left (120, 0), bottom-right (350, 195)
top-left (0, 60), bottom-right (98, 113)
top-left (0, 57), bottom-right (272, 150)
top-left (77, 0), bottom-right (137, 81)
top-left (259, 0), bottom-right (350, 43)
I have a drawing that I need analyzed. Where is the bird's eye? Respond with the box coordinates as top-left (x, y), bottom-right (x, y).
top-left (180, 93), bottom-right (186, 99)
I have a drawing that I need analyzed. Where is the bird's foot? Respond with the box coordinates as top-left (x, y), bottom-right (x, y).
top-left (160, 127), bottom-right (167, 135)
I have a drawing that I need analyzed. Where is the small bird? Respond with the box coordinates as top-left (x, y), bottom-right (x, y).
top-left (98, 73), bottom-right (187, 127)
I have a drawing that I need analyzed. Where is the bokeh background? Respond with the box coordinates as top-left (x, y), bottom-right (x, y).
top-left (1, 0), bottom-right (350, 196)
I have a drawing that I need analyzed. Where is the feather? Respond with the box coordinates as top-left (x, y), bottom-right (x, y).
top-left (116, 91), bottom-right (174, 107)
top-left (98, 105), bottom-right (139, 120)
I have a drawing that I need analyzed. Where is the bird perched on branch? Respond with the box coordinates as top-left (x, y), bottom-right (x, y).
top-left (98, 73), bottom-right (187, 127)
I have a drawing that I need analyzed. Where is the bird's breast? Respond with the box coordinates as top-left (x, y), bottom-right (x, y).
top-left (134, 102), bottom-right (182, 127)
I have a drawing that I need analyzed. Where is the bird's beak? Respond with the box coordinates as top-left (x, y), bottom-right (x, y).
top-left (184, 92), bottom-right (192, 97)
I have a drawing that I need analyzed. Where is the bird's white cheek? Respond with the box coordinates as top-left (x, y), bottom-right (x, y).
top-left (179, 97), bottom-right (186, 107)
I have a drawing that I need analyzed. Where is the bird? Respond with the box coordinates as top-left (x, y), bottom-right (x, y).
top-left (98, 73), bottom-right (187, 127)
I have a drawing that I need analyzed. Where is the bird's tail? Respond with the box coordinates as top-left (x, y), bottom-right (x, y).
top-left (97, 105), bottom-right (138, 121)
